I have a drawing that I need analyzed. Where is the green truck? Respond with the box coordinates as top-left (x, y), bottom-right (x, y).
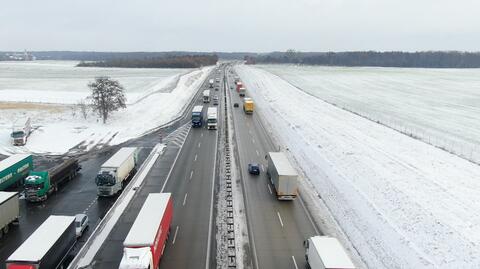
top-left (24, 158), bottom-right (81, 202)
top-left (0, 154), bottom-right (33, 191)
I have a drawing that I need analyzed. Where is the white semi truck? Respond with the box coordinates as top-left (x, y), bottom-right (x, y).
top-left (207, 107), bottom-right (218, 130)
top-left (6, 215), bottom-right (77, 269)
top-left (96, 147), bottom-right (138, 197)
top-left (304, 236), bottom-right (355, 269)
top-left (266, 152), bottom-right (298, 200)
top-left (208, 79), bottom-right (214, 88)
top-left (203, 90), bottom-right (210, 103)
top-left (0, 192), bottom-right (19, 239)
top-left (11, 117), bottom-right (31, 146)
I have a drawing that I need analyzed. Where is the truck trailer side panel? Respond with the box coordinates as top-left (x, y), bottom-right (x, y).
top-left (0, 192), bottom-right (19, 235)
top-left (0, 154), bottom-right (33, 191)
top-left (267, 152), bottom-right (298, 200)
top-left (6, 216), bottom-right (76, 269)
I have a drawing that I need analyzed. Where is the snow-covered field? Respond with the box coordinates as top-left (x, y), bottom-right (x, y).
top-left (0, 61), bottom-right (190, 104)
top-left (258, 64), bottom-right (480, 163)
top-left (236, 65), bottom-right (480, 269)
top-left (0, 61), bottom-right (211, 155)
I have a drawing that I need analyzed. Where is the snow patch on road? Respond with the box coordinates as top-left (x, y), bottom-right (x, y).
top-left (235, 65), bottom-right (480, 269)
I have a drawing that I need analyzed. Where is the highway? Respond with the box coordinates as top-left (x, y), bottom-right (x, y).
top-left (85, 68), bottom-right (223, 268)
top-left (226, 64), bottom-right (320, 269)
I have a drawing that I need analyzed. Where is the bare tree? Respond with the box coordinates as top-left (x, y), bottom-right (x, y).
top-left (88, 76), bottom-right (126, 123)
top-left (77, 99), bottom-right (89, 120)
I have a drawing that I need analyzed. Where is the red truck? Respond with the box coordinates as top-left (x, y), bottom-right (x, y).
top-left (236, 81), bottom-right (243, 92)
top-left (119, 193), bottom-right (173, 269)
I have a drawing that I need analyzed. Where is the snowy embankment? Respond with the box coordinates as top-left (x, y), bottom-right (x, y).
top-left (0, 65), bottom-right (212, 155)
top-left (258, 65), bottom-right (480, 164)
top-left (235, 65), bottom-right (480, 269)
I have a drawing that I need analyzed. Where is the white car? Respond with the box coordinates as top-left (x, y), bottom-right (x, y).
top-left (75, 213), bottom-right (89, 237)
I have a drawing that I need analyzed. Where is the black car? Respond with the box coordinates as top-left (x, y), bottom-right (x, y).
top-left (234, 103), bottom-right (239, 108)
top-left (248, 163), bottom-right (260, 175)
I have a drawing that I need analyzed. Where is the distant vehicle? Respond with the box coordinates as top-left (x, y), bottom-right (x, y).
top-left (209, 79), bottom-right (214, 88)
top-left (203, 90), bottom-right (211, 103)
top-left (215, 77), bottom-right (220, 82)
top-left (230, 86), bottom-right (234, 90)
top-left (207, 107), bottom-right (218, 130)
top-left (266, 152), bottom-right (298, 200)
top-left (234, 103), bottom-right (239, 108)
top-left (0, 154), bottom-right (33, 191)
top-left (248, 163), bottom-right (260, 175)
top-left (0, 192), bottom-right (19, 239)
top-left (119, 193), bottom-right (173, 269)
top-left (75, 213), bottom-right (89, 238)
top-left (304, 236), bottom-right (355, 269)
top-left (215, 87), bottom-right (219, 91)
top-left (213, 95), bottom-right (219, 105)
top-left (24, 158), bottom-right (81, 202)
top-left (191, 105), bottom-right (204, 128)
top-left (243, 99), bottom-right (254, 114)
top-left (239, 87), bottom-right (246, 97)
top-left (236, 82), bottom-right (243, 92)
top-left (6, 215), bottom-right (76, 269)
top-left (96, 147), bottom-right (139, 197)
top-left (11, 117), bottom-right (31, 146)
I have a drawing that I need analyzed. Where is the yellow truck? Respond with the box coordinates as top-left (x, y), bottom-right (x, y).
top-left (243, 98), bottom-right (254, 114)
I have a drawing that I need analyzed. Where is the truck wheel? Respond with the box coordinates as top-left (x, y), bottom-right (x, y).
top-left (0, 229), bottom-right (3, 239)
top-left (3, 224), bottom-right (9, 234)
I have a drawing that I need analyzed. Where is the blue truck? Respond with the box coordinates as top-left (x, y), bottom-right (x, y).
top-left (191, 105), bottom-right (204, 127)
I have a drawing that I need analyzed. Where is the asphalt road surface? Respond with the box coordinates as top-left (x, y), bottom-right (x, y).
top-left (227, 64), bottom-right (320, 269)
top-left (88, 67), bottom-right (223, 268)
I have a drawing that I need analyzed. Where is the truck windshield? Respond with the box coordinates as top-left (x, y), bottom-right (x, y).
top-left (95, 173), bottom-right (115, 186)
top-left (25, 182), bottom-right (44, 190)
top-left (207, 119), bottom-right (217, 123)
top-left (11, 131), bottom-right (25, 138)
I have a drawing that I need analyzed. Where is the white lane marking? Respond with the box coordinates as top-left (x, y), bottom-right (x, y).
top-left (252, 138), bottom-right (255, 144)
top-left (256, 150), bottom-right (260, 156)
top-left (172, 226), bottom-right (179, 245)
top-left (190, 170), bottom-right (193, 180)
top-left (292, 256), bottom-right (299, 269)
top-left (248, 130), bottom-right (252, 135)
top-left (201, 133), bottom-right (204, 137)
top-left (198, 142), bottom-right (201, 148)
top-left (261, 164), bottom-right (265, 172)
top-left (183, 193), bottom-right (188, 206)
top-left (277, 211), bottom-right (284, 228)
top-left (194, 154), bottom-right (198, 162)
top-left (161, 127), bottom-right (192, 192)
top-left (267, 184), bottom-right (273, 195)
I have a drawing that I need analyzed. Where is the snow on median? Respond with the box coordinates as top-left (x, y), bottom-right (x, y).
top-left (235, 65), bottom-right (480, 269)
top-left (0, 66), bottom-right (212, 155)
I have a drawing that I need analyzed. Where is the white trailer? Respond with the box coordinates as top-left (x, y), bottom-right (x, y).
top-left (266, 152), bottom-right (298, 200)
top-left (305, 236), bottom-right (355, 269)
top-left (0, 192), bottom-right (19, 239)
top-left (207, 107), bottom-right (218, 130)
top-left (208, 79), bottom-right (214, 88)
top-left (6, 215), bottom-right (76, 269)
top-left (11, 117), bottom-right (31, 146)
top-left (96, 147), bottom-right (138, 196)
top-left (203, 90), bottom-right (211, 103)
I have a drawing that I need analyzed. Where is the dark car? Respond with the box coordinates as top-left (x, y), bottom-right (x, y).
top-left (248, 163), bottom-right (260, 175)
top-left (234, 103), bottom-right (239, 108)
top-left (215, 87), bottom-right (219, 91)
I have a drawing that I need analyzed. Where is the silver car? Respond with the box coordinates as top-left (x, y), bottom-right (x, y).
top-left (75, 213), bottom-right (89, 238)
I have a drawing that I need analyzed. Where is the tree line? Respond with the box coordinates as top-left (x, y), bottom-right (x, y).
top-left (77, 55), bottom-right (218, 68)
top-left (249, 51), bottom-right (480, 68)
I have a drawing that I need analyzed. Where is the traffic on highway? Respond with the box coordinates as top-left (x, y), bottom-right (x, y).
top-left (0, 63), bottom-right (355, 269)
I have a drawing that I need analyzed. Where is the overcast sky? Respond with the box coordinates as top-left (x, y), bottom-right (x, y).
top-left (1, 0), bottom-right (479, 52)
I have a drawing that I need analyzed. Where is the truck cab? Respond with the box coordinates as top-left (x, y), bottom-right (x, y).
top-left (119, 247), bottom-right (153, 269)
top-left (191, 105), bottom-right (204, 127)
top-left (305, 236), bottom-right (355, 269)
top-left (24, 172), bottom-right (50, 202)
